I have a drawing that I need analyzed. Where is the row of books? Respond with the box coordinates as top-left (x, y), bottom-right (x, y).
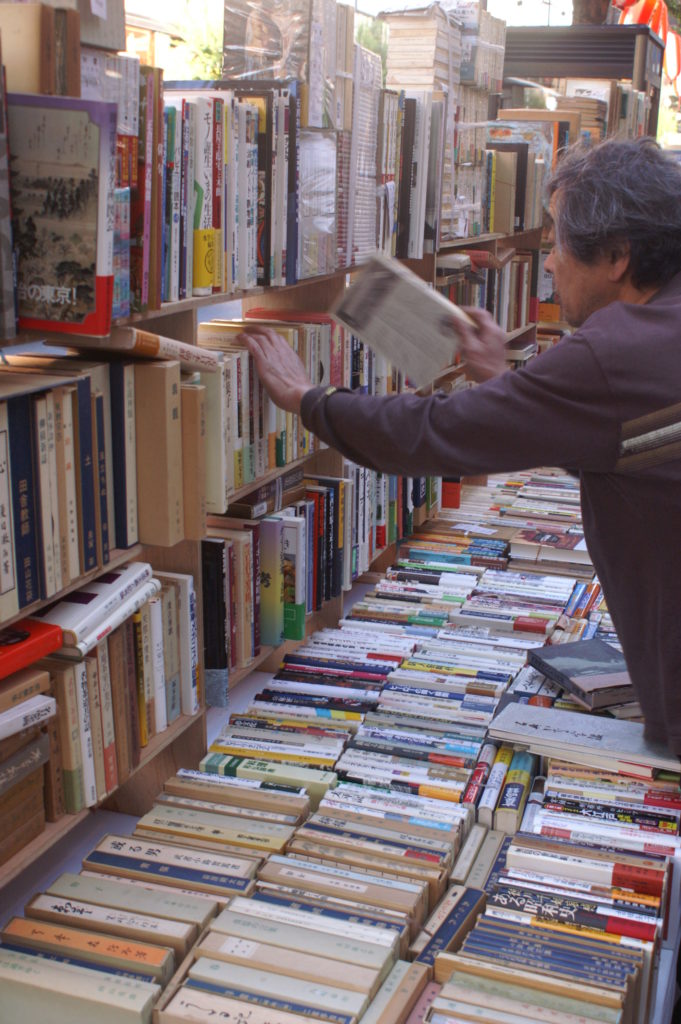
top-left (0, 339), bottom-right (213, 619)
top-left (2, 465), bottom-right (680, 1019)
top-left (0, 561), bottom-right (200, 842)
top-left (201, 463), bottom-right (441, 702)
top-left (198, 312), bottom-right (441, 518)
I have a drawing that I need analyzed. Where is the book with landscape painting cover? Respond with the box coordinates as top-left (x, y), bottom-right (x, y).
top-left (7, 93), bottom-right (117, 337)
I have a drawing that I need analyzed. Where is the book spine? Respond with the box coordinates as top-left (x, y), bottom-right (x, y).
top-left (53, 666), bottom-right (84, 813)
top-left (109, 361), bottom-right (138, 549)
top-left (193, 96), bottom-right (214, 296)
top-left (132, 609), bottom-right (149, 748)
top-left (7, 396), bottom-right (40, 606)
top-left (73, 660), bottom-right (97, 807)
top-left (96, 639), bottom-right (118, 795)
top-left (73, 377), bottom-right (97, 573)
top-left (149, 595), bottom-right (168, 735)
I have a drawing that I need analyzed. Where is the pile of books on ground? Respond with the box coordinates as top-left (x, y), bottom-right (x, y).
top-left (2, 468), bottom-right (680, 1022)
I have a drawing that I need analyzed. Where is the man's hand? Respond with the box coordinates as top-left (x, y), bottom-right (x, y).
top-left (239, 326), bottom-right (314, 415)
top-left (458, 308), bottom-right (508, 383)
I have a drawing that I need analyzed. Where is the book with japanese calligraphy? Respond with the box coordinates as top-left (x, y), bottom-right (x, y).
top-left (7, 93), bottom-right (117, 337)
top-left (1, 915), bottom-right (175, 984)
top-left (0, 947), bottom-right (160, 1024)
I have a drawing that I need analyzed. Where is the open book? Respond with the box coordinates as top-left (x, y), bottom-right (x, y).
top-left (332, 254), bottom-right (474, 389)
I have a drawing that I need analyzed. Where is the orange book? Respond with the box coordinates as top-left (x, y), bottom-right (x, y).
top-left (2, 916), bottom-right (174, 983)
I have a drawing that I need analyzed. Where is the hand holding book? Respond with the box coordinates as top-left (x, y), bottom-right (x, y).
top-left (241, 326), bottom-right (315, 415)
top-left (457, 308), bottom-right (509, 383)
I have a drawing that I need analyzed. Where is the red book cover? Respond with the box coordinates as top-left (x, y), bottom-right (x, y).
top-left (8, 93), bottom-right (117, 338)
top-left (0, 618), bottom-right (62, 680)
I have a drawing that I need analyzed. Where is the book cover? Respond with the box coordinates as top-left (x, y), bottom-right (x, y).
top-left (528, 638), bottom-right (634, 710)
top-left (134, 359), bottom-right (184, 547)
top-left (36, 562), bottom-right (153, 646)
top-left (156, 570), bottom-right (200, 717)
top-left (7, 94), bottom-right (117, 337)
top-left (0, 619), bottom-right (62, 681)
top-left (332, 254), bottom-right (473, 390)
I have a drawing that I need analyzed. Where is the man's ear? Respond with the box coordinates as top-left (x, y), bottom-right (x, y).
top-left (607, 240), bottom-right (631, 282)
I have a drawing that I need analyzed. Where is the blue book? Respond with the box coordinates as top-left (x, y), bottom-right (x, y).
top-left (7, 394), bottom-right (40, 605)
top-left (109, 361), bottom-right (137, 549)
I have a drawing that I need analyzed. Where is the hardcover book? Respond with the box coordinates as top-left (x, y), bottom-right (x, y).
top-left (0, 618), bottom-right (62, 681)
top-left (7, 94), bottom-right (117, 337)
top-left (528, 637), bottom-right (633, 710)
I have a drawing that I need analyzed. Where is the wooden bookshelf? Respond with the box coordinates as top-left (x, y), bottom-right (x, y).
top-left (0, 708), bottom-right (204, 889)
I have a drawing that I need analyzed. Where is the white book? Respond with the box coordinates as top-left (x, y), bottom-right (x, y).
top-left (490, 703), bottom-right (681, 775)
top-left (36, 562), bottom-right (154, 645)
top-left (0, 948), bottom-right (159, 1024)
top-left (188, 957), bottom-right (368, 1018)
top-left (73, 659), bottom-right (98, 807)
top-left (0, 693), bottom-right (56, 740)
top-left (149, 594), bottom-right (168, 734)
top-left (57, 577), bottom-right (162, 658)
top-left (156, 570), bottom-right (200, 717)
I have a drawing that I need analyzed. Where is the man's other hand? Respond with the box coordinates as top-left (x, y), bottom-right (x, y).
top-left (240, 326), bottom-right (314, 415)
top-left (458, 308), bottom-right (508, 383)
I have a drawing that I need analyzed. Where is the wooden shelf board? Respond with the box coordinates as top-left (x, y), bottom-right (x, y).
top-left (114, 288), bottom-right (265, 324)
top-left (137, 710), bottom-right (204, 766)
top-left (437, 227), bottom-right (542, 253)
top-left (0, 708), bottom-right (205, 891)
top-left (225, 449), bottom-right (338, 506)
top-left (228, 646), bottom-right (277, 690)
top-left (506, 323), bottom-right (537, 343)
top-left (0, 810), bottom-right (90, 892)
top-left (113, 269), bottom-right (349, 327)
top-left (3, 545), bottom-right (143, 630)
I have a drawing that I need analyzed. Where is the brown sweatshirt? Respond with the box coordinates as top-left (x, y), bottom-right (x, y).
top-left (301, 272), bottom-right (681, 754)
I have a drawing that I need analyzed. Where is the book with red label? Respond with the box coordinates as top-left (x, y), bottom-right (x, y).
top-left (7, 93), bottom-right (117, 337)
top-left (0, 619), bottom-right (62, 682)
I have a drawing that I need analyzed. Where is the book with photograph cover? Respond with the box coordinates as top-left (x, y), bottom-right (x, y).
top-left (7, 93), bottom-right (117, 337)
top-left (527, 637), bottom-right (633, 710)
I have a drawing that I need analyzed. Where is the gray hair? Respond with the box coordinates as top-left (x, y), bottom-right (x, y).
top-left (548, 137), bottom-right (681, 289)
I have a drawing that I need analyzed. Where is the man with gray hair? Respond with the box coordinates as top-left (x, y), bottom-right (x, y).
top-left (243, 137), bottom-right (681, 757)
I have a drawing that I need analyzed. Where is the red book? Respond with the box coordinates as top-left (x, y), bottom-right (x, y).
top-left (0, 618), bottom-right (62, 681)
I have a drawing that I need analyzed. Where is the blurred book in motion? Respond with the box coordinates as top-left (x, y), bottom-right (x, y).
top-left (332, 254), bottom-right (472, 389)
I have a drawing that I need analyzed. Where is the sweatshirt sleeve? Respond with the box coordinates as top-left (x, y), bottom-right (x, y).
top-left (300, 334), bottom-right (621, 478)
